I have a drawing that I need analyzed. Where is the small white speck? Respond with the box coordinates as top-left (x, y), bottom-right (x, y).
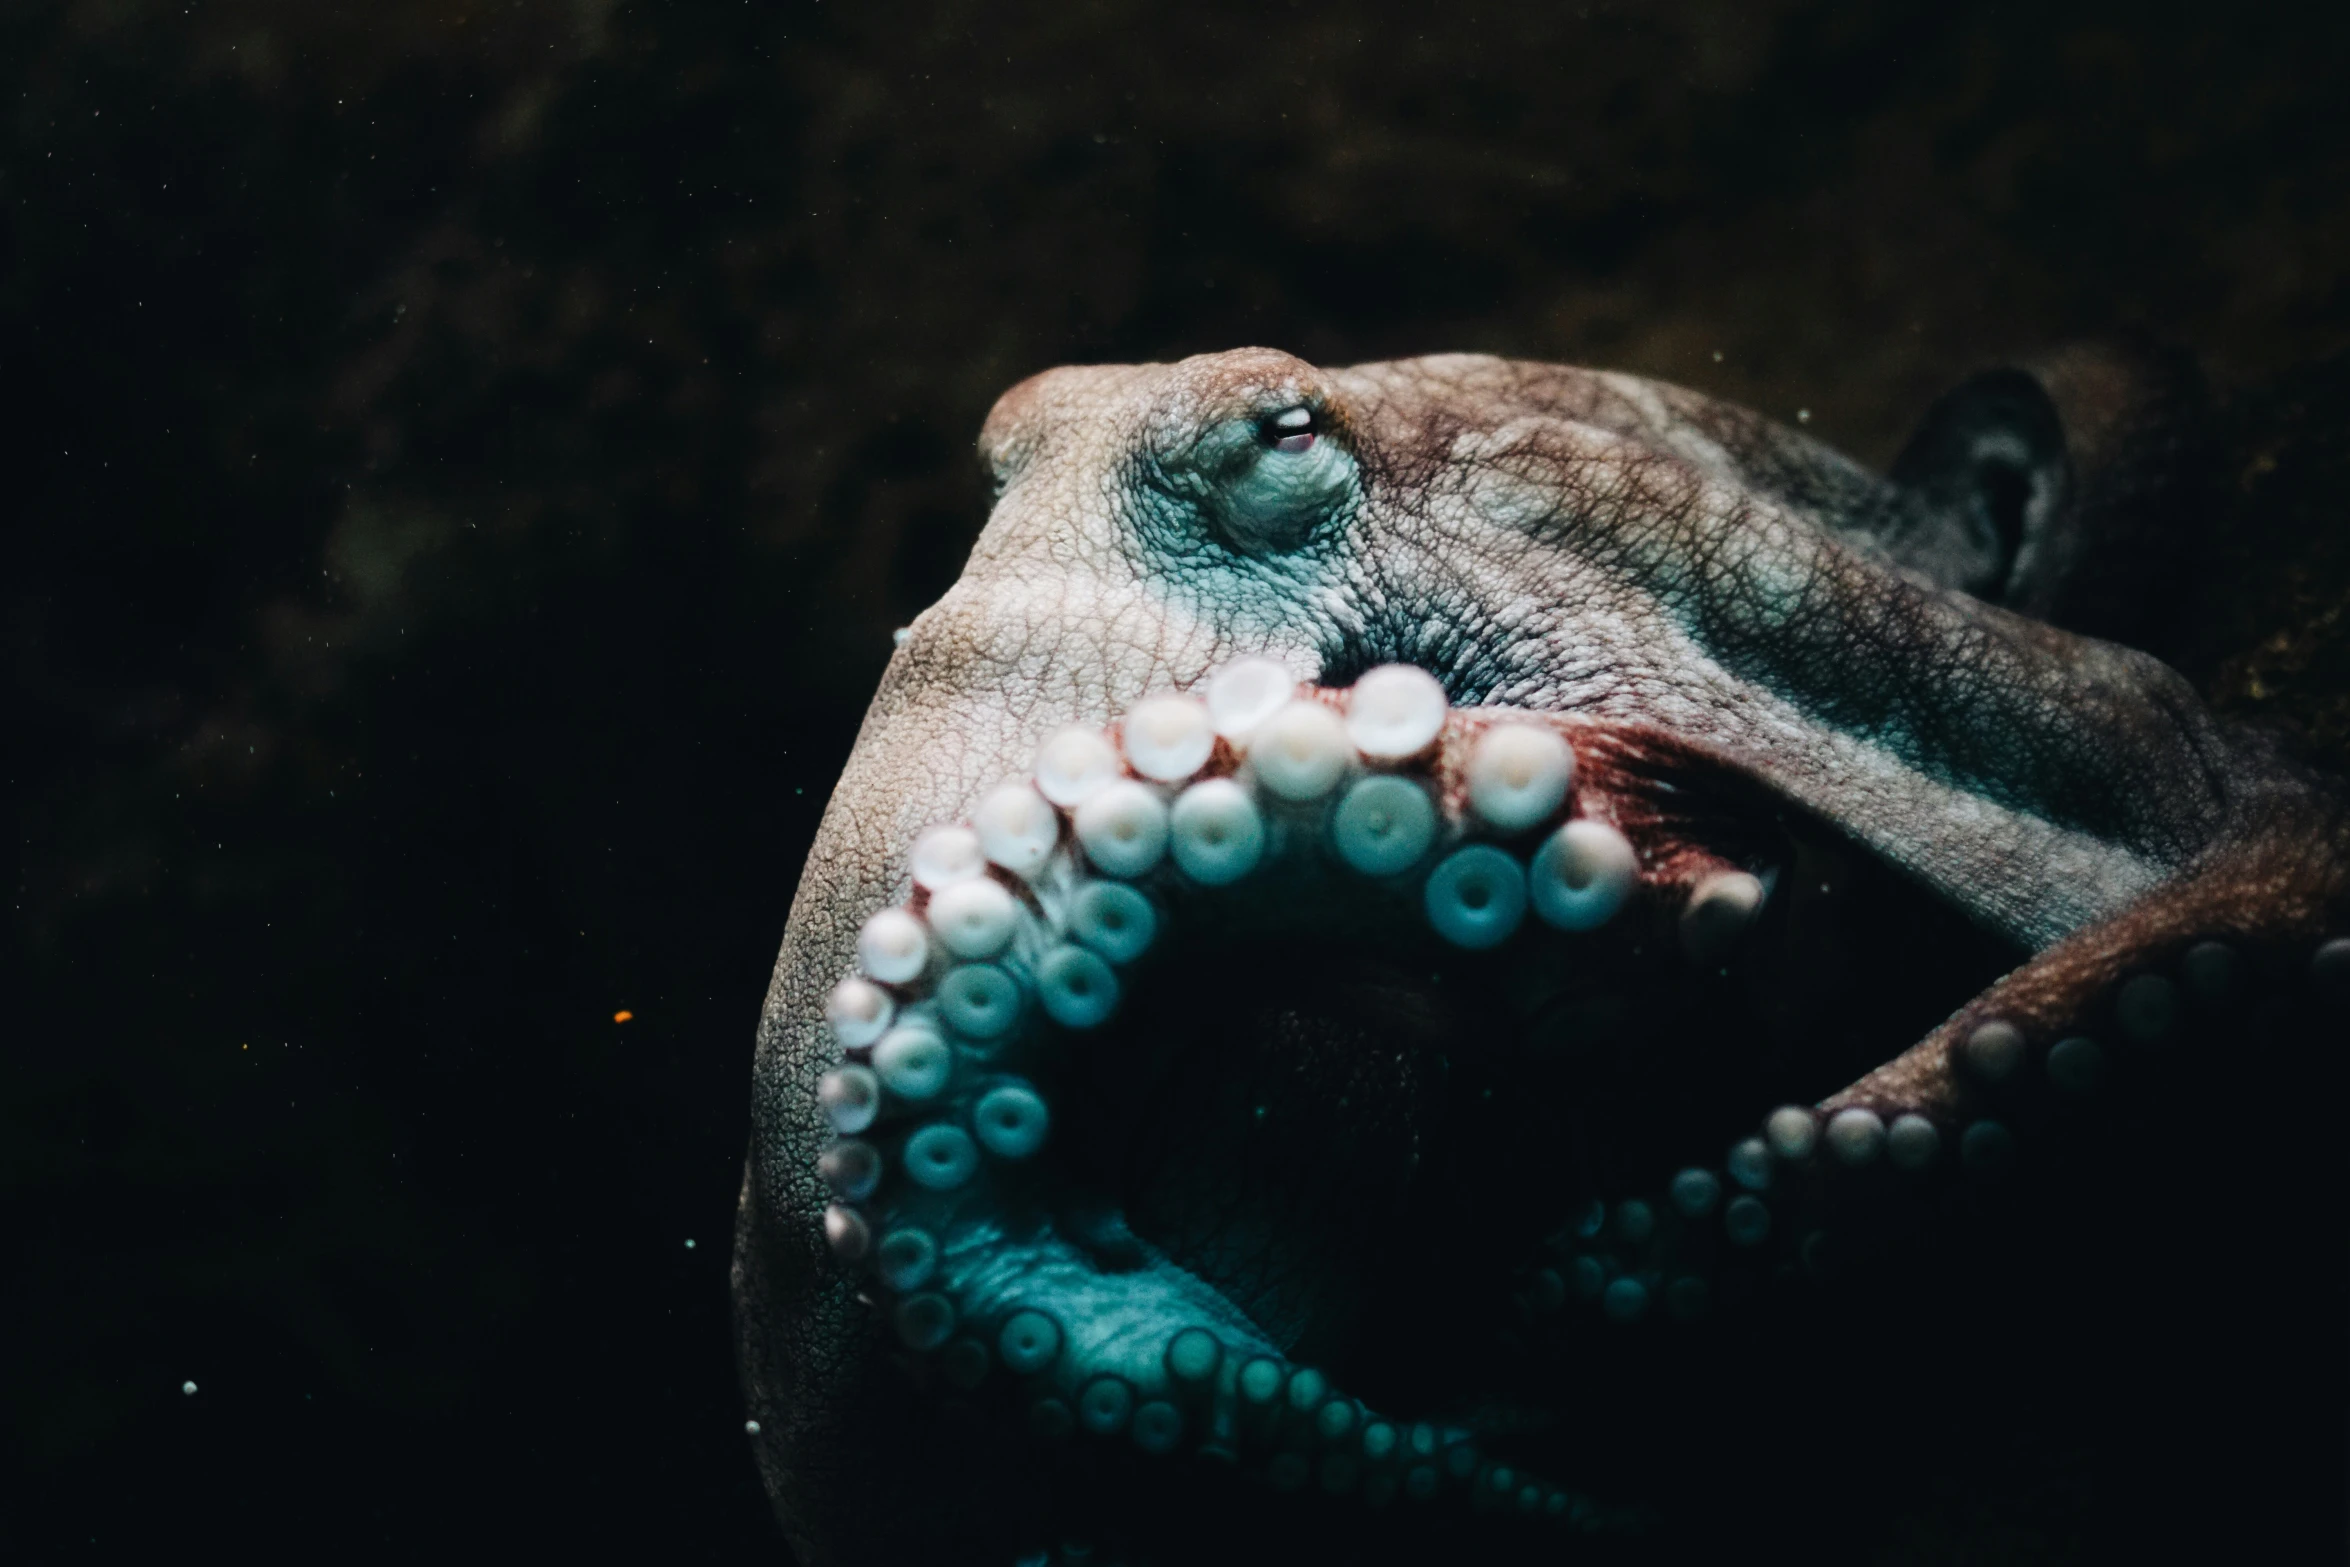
top-left (891, 626), bottom-right (912, 647)
top-left (182, 1381), bottom-right (198, 1396)
top-left (1796, 409), bottom-right (1812, 424)
top-left (684, 1238), bottom-right (697, 1249)
top-left (1711, 349), bottom-right (1724, 362)
top-left (744, 1419), bottom-right (761, 1436)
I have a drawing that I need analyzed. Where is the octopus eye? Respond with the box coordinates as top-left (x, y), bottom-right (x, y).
top-left (1193, 398), bottom-right (1355, 552)
top-left (1261, 405), bottom-right (1315, 454)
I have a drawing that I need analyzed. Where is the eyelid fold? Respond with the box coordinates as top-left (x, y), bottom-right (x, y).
top-left (1140, 351), bottom-right (1364, 554)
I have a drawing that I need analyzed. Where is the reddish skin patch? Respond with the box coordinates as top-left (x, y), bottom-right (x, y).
top-left (1832, 807), bottom-right (2350, 1123)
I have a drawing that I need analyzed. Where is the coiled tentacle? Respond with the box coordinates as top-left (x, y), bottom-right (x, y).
top-left (809, 658), bottom-right (1704, 1521)
top-left (811, 654), bottom-right (2350, 1538)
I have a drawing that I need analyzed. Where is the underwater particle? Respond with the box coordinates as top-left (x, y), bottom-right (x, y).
top-left (612, 1009), bottom-right (634, 1024)
top-left (684, 1238), bottom-right (697, 1249)
top-left (744, 1419), bottom-right (761, 1436)
top-left (182, 1381), bottom-right (197, 1396)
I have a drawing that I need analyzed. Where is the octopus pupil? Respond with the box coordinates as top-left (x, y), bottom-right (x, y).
top-left (1264, 406), bottom-right (1315, 453)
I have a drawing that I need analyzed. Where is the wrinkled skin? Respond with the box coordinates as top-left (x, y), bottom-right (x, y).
top-left (735, 348), bottom-right (2349, 1564)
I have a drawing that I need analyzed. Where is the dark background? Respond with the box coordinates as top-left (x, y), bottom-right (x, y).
top-left (10, 2), bottom-right (2349, 1561)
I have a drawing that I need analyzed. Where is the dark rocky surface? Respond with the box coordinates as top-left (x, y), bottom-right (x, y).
top-left (9, 2), bottom-right (2347, 1559)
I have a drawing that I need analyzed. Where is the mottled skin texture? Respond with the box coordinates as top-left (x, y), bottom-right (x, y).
top-left (734, 348), bottom-right (2348, 1564)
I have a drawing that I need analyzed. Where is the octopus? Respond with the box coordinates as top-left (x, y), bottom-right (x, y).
top-left (732, 347), bottom-right (2350, 1565)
